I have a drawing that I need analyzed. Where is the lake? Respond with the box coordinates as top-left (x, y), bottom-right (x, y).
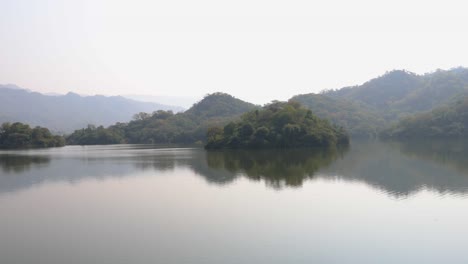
top-left (1, 141), bottom-right (468, 264)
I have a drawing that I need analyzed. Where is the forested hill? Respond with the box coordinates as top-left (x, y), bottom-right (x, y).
top-left (0, 85), bottom-right (183, 133)
top-left (8, 67), bottom-right (468, 141)
top-left (185, 92), bottom-right (257, 119)
top-left (290, 93), bottom-right (383, 137)
top-left (66, 93), bottom-right (258, 145)
top-left (205, 101), bottom-right (349, 149)
top-left (292, 67), bottom-right (468, 137)
top-left (381, 96), bottom-right (468, 139)
top-left (326, 68), bottom-right (468, 115)
top-left (325, 70), bottom-right (422, 109)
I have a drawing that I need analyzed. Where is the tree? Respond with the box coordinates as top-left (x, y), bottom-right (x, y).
top-left (205, 101), bottom-right (349, 149)
top-left (0, 122), bottom-right (65, 149)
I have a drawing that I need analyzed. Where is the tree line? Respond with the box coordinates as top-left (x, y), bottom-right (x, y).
top-left (0, 122), bottom-right (65, 149)
top-left (66, 93), bottom-right (257, 145)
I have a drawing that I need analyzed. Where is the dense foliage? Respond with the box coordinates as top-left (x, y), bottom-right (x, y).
top-left (381, 96), bottom-right (468, 138)
top-left (205, 101), bottom-right (349, 149)
top-left (0, 122), bottom-right (65, 149)
top-left (290, 93), bottom-right (383, 138)
top-left (66, 67), bottom-right (468, 144)
top-left (66, 93), bottom-right (258, 145)
top-left (65, 124), bottom-right (125, 145)
top-left (293, 68), bottom-right (468, 138)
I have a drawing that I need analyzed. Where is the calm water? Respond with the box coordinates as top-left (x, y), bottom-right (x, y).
top-left (1, 141), bottom-right (468, 263)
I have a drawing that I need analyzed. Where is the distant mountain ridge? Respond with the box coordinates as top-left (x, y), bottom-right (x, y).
top-left (4, 67), bottom-right (468, 138)
top-left (124, 94), bottom-right (197, 109)
top-left (0, 85), bottom-right (183, 133)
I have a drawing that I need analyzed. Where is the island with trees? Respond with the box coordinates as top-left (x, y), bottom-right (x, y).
top-left (204, 101), bottom-right (349, 149)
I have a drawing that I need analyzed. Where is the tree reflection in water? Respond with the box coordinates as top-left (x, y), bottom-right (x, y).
top-left (204, 147), bottom-right (348, 189)
top-left (0, 154), bottom-right (50, 173)
top-left (3, 141), bottom-right (468, 197)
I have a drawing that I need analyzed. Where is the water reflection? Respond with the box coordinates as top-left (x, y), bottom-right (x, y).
top-left (398, 140), bottom-right (468, 173)
top-left (2, 142), bottom-right (468, 197)
top-left (0, 146), bottom-right (196, 194)
top-left (202, 148), bottom-right (345, 189)
top-left (319, 140), bottom-right (468, 197)
top-left (0, 154), bottom-right (50, 173)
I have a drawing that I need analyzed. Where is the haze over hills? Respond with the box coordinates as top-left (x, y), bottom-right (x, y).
top-left (3, 67), bottom-right (468, 140)
top-left (0, 85), bottom-right (184, 133)
top-left (292, 67), bottom-right (468, 137)
top-left (123, 94), bottom-right (198, 109)
top-left (383, 95), bottom-right (468, 138)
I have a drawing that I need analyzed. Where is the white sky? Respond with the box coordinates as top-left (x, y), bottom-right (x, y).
top-left (1, 0), bottom-right (468, 105)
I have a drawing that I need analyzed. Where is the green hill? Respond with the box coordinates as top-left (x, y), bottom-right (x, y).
top-left (293, 67), bottom-right (468, 137)
top-left (67, 93), bottom-right (258, 145)
top-left (290, 93), bottom-right (383, 137)
top-left (67, 67), bottom-right (468, 143)
top-left (382, 96), bottom-right (468, 139)
top-left (205, 101), bottom-right (349, 149)
top-left (326, 70), bottom-right (422, 109)
top-left (185, 92), bottom-right (257, 119)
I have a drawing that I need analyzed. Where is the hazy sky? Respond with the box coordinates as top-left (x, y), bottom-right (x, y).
top-left (1, 0), bottom-right (468, 105)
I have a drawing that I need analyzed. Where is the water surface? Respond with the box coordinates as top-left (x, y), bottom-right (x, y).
top-left (1, 141), bottom-right (468, 263)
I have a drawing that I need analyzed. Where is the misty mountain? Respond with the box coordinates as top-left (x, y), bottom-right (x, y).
top-left (382, 95), bottom-right (468, 138)
top-left (290, 93), bottom-right (384, 137)
top-left (0, 85), bottom-right (183, 133)
top-left (5, 67), bottom-right (468, 139)
top-left (124, 94), bottom-right (197, 109)
top-left (325, 70), bottom-right (422, 109)
top-left (292, 67), bottom-right (468, 137)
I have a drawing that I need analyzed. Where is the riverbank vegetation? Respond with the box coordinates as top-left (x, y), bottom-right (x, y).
top-left (0, 122), bottom-right (65, 149)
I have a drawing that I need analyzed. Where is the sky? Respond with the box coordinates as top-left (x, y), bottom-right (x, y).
top-left (1, 0), bottom-right (468, 105)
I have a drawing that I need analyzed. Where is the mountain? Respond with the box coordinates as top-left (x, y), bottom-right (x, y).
top-left (124, 94), bottom-right (196, 109)
top-left (67, 92), bottom-right (258, 145)
top-left (185, 92), bottom-right (258, 119)
top-left (0, 85), bottom-right (183, 133)
top-left (382, 95), bottom-right (468, 138)
top-left (205, 101), bottom-right (349, 149)
top-left (326, 68), bottom-right (468, 118)
top-left (293, 67), bottom-right (468, 137)
top-left (290, 93), bottom-right (383, 137)
top-left (7, 66), bottom-right (468, 139)
top-left (325, 70), bottom-right (422, 109)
